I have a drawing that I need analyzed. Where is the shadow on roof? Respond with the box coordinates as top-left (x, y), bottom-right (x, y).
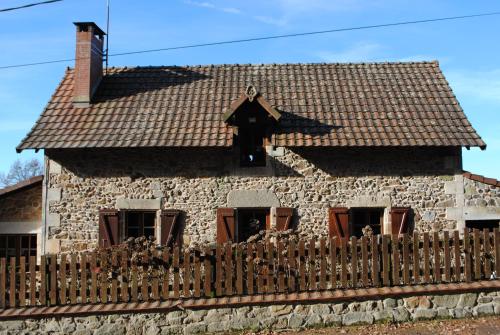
top-left (93, 67), bottom-right (212, 101)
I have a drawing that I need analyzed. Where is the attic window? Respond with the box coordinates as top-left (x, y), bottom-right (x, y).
top-left (239, 125), bottom-right (266, 167)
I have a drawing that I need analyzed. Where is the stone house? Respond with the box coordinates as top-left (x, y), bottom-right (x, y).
top-left (0, 176), bottom-right (42, 257)
top-left (16, 22), bottom-right (499, 254)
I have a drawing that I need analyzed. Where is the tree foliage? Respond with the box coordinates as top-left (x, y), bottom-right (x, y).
top-left (0, 158), bottom-right (43, 188)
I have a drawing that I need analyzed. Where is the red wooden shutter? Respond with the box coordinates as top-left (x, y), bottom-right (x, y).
top-left (390, 207), bottom-right (411, 235)
top-left (216, 208), bottom-right (236, 244)
top-left (275, 207), bottom-right (294, 231)
top-left (160, 210), bottom-right (181, 246)
top-left (328, 207), bottom-right (350, 240)
top-left (98, 209), bottom-right (120, 248)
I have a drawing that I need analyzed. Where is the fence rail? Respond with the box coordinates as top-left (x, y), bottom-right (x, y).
top-left (0, 228), bottom-right (499, 309)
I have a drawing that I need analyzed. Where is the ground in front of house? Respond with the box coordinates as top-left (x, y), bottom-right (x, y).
top-left (248, 316), bottom-right (500, 335)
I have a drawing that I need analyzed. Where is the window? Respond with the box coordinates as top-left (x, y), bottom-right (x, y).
top-left (125, 211), bottom-right (156, 239)
top-left (351, 208), bottom-right (384, 237)
top-left (237, 208), bottom-right (270, 241)
top-left (238, 126), bottom-right (266, 167)
top-left (216, 207), bottom-right (294, 243)
top-left (0, 234), bottom-right (37, 259)
top-left (466, 220), bottom-right (499, 232)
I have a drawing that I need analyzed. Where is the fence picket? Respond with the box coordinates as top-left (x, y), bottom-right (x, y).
top-left (194, 250), bottom-right (202, 298)
top-left (371, 236), bottom-right (379, 287)
top-left (473, 229), bottom-right (481, 280)
top-left (81, 253), bottom-right (88, 304)
top-left (141, 251), bottom-right (149, 301)
top-left (121, 250), bottom-right (129, 302)
top-left (183, 249), bottom-right (191, 298)
top-left (277, 241), bottom-right (285, 293)
top-left (19, 257), bottom-right (26, 307)
top-left (351, 237), bottom-right (358, 288)
top-left (483, 229), bottom-right (491, 279)
top-left (443, 231), bottom-right (451, 282)
top-left (40, 255), bottom-right (46, 306)
top-left (329, 238), bottom-right (337, 289)
top-left (152, 251), bottom-right (160, 301)
top-left (49, 255), bottom-right (57, 306)
top-left (162, 249), bottom-right (170, 300)
top-left (9, 258), bottom-right (16, 308)
top-left (361, 237), bottom-right (369, 287)
top-left (225, 242), bottom-right (233, 295)
top-left (381, 235), bottom-right (390, 286)
top-left (215, 244), bottom-right (222, 296)
top-left (90, 252), bottom-right (97, 304)
top-left (204, 247), bottom-right (212, 297)
top-left (341, 239), bottom-right (348, 288)
top-left (246, 243), bottom-right (254, 295)
top-left (99, 253), bottom-right (107, 303)
top-left (0, 258), bottom-right (5, 309)
top-left (111, 252), bottom-right (118, 303)
top-left (423, 232), bottom-right (430, 283)
top-left (308, 238), bottom-right (316, 291)
top-left (267, 241), bottom-right (274, 294)
top-left (402, 234), bottom-right (410, 285)
top-left (288, 240), bottom-right (296, 292)
top-left (319, 238), bottom-right (327, 290)
top-left (298, 240), bottom-right (306, 291)
top-left (173, 246), bottom-right (180, 299)
top-left (70, 254), bottom-right (77, 304)
top-left (412, 232), bottom-right (420, 284)
top-left (29, 256), bottom-right (36, 306)
top-left (433, 232), bottom-right (441, 283)
top-left (256, 242), bottom-right (264, 294)
top-left (131, 257), bottom-right (138, 302)
top-left (453, 231), bottom-right (461, 282)
top-left (464, 229), bottom-right (472, 282)
top-left (392, 235), bottom-right (400, 286)
top-left (235, 245), bottom-right (243, 295)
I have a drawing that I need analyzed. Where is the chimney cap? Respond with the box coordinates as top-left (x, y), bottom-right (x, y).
top-left (73, 22), bottom-right (106, 37)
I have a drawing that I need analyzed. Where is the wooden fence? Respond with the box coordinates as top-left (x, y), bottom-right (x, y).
top-left (0, 228), bottom-right (499, 309)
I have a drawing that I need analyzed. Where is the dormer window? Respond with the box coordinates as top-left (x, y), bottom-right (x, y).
top-left (223, 85), bottom-right (281, 168)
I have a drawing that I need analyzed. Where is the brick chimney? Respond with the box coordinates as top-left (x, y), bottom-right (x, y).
top-left (73, 22), bottom-right (105, 107)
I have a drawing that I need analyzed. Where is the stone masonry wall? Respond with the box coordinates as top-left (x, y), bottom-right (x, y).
top-left (45, 147), bottom-right (460, 252)
top-left (1, 291), bottom-right (499, 334)
top-left (0, 183), bottom-right (42, 222)
top-left (464, 178), bottom-right (500, 208)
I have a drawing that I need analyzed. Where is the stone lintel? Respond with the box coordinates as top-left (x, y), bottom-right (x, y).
top-left (116, 198), bottom-right (162, 210)
top-left (227, 189), bottom-right (280, 208)
top-left (346, 194), bottom-right (391, 208)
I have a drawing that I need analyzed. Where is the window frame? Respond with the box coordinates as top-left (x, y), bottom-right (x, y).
top-left (0, 234), bottom-right (37, 259)
top-left (236, 207), bottom-right (271, 242)
top-left (350, 207), bottom-right (385, 238)
top-left (122, 210), bottom-right (158, 241)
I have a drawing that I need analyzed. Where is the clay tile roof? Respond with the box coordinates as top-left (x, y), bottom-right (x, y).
top-left (17, 62), bottom-right (486, 151)
top-left (0, 175), bottom-right (43, 197)
top-left (463, 171), bottom-right (500, 188)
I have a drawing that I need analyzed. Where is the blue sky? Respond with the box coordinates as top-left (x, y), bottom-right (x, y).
top-left (0, 0), bottom-right (498, 177)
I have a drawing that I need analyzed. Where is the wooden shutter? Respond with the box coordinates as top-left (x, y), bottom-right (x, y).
top-left (98, 209), bottom-right (120, 248)
top-left (216, 208), bottom-right (236, 244)
top-left (328, 207), bottom-right (350, 240)
top-left (275, 207), bottom-right (294, 231)
top-left (160, 210), bottom-right (182, 246)
top-left (390, 207), bottom-right (411, 235)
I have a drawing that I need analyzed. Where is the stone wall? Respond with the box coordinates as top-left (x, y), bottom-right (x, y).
top-left (1, 291), bottom-right (499, 334)
top-left (45, 146), bottom-right (461, 252)
top-left (0, 183), bottom-right (42, 222)
top-left (464, 178), bottom-right (499, 208)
